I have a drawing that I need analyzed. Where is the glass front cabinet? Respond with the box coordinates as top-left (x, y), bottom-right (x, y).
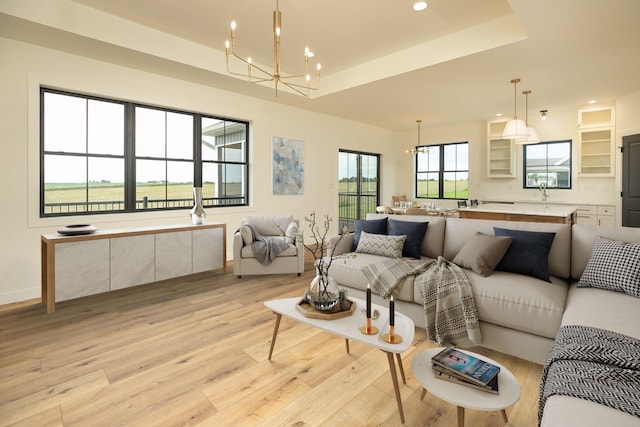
top-left (578, 106), bottom-right (615, 177)
top-left (487, 120), bottom-right (516, 178)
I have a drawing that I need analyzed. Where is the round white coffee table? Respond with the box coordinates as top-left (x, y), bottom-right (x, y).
top-left (412, 347), bottom-right (521, 427)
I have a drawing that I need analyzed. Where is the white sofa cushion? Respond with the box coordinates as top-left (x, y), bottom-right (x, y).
top-left (542, 283), bottom-right (640, 427)
top-left (240, 242), bottom-right (298, 258)
top-left (242, 214), bottom-right (293, 236)
top-left (541, 395), bottom-right (640, 427)
top-left (436, 269), bottom-right (568, 339)
top-left (562, 283), bottom-right (640, 340)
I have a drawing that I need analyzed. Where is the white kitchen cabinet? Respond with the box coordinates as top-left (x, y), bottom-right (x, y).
top-left (487, 120), bottom-right (516, 178)
top-left (574, 205), bottom-right (615, 227)
top-left (578, 107), bottom-right (615, 177)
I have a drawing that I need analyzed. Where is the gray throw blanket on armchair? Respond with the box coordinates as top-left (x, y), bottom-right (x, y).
top-left (245, 224), bottom-right (291, 266)
top-left (363, 256), bottom-right (481, 345)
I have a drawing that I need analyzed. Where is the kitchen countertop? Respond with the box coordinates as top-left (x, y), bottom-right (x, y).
top-left (459, 203), bottom-right (577, 218)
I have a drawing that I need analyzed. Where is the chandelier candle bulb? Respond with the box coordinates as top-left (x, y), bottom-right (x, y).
top-left (224, 0), bottom-right (321, 97)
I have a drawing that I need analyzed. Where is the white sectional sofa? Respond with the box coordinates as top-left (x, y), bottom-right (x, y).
top-left (326, 213), bottom-right (640, 426)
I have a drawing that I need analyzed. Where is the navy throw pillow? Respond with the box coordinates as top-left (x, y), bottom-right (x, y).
top-left (388, 219), bottom-right (429, 259)
top-left (493, 227), bottom-right (556, 282)
top-left (352, 217), bottom-right (388, 251)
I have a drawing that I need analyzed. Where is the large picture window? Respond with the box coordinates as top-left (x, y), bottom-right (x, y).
top-left (523, 140), bottom-right (572, 189)
top-left (415, 142), bottom-right (468, 199)
top-left (40, 88), bottom-right (248, 217)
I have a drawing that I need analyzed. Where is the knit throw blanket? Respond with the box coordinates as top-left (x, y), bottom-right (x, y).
top-left (245, 224), bottom-right (290, 266)
top-left (362, 257), bottom-right (481, 345)
top-left (539, 325), bottom-right (640, 425)
top-left (415, 256), bottom-right (481, 345)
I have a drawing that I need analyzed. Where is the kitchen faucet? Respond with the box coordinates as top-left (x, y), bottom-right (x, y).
top-left (539, 182), bottom-right (549, 201)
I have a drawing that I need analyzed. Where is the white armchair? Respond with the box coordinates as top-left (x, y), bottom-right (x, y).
top-left (233, 214), bottom-right (305, 278)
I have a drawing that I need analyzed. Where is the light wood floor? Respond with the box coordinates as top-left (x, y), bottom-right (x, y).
top-left (0, 257), bottom-right (543, 427)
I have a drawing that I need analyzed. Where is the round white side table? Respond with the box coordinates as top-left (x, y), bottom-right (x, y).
top-left (412, 347), bottom-right (521, 427)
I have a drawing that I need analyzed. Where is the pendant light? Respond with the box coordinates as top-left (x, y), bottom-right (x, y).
top-left (406, 119), bottom-right (428, 154)
top-left (515, 90), bottom-right (540, 144)
top-left (502, 79), bottom-right (530, 140)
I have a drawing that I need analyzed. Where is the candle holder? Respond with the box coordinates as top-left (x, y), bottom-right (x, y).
top-left (382, 325), bottom-right (403, 344)
top-left (359, 317), bottom-right (379, 335)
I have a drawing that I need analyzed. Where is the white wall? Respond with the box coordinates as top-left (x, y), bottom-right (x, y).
top-left (394, 101), bottom-right (636, 210)
top-left (0, 36), bottom-right (400, 305)
top-left (2, 33), bottom-right (639, 306)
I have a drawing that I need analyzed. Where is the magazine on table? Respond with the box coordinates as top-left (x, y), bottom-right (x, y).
top-left (431, 347), bottom-right (500, 386)
top-left (431, 364), bottom-right (499, 394)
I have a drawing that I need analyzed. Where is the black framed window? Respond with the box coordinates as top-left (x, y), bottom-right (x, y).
top-left (338, 150), bottom-right (380, 232)
top-left (523, 140), bottom-right (572, 189)
top-left (40, 88), bottom-right (248, 217)
top-left (415, 142), bottom-right (468, 199)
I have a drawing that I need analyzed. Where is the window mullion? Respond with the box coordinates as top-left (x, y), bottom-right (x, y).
top-left (84, 99), bottom-right (89, 211)
top-left (194, 115), bottom-right (202, 187)
top-left (124, 103), bottom-right (136, 211)
top-left (439, 144), bottom-right (445, 198)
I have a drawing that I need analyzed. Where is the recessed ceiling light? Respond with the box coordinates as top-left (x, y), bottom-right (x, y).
top-left (588, 100), bottom-right (597, 104)
top-left (496, 113), bottom-right (503, 117)
top-left (413, 1), bottom-right (428, 12)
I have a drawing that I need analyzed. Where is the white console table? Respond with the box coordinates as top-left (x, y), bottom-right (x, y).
top-left (41, 223), bottom-right (226, 313)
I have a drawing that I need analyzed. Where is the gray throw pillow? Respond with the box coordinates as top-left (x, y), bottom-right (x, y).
top-left (452, 232), bottom-right (514, 277)
top-left (355, 231), bottom-right (406, 258)
top-left (578, 237), bottom-right (640, 298)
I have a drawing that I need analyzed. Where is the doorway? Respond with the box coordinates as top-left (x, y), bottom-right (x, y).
top-left (338, 150), bottom-right (380, 232)
top-left (622, 133), bottom-right (640, 227)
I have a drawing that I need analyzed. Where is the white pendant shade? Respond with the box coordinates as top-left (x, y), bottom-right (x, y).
top-left (502, 118), bottom-right (530, 139)
top-left (515, 126), bottom-right (540, 144)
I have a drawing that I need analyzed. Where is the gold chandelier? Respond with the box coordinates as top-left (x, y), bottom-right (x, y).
top-left (406, 120), bottom-right (429, 154)
top-left (224, 0), bottom-right (321, 97)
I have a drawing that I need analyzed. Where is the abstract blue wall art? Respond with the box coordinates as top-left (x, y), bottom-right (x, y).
top-left (272, 136), bottom-right (304, 195)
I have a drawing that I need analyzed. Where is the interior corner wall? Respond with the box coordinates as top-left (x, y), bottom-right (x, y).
top-left (405, 107), bottom-right (625, 210)
top-left (0, 36), bottom-right (398, 305)
top-left (393, 120), bottom-right (486, 209)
